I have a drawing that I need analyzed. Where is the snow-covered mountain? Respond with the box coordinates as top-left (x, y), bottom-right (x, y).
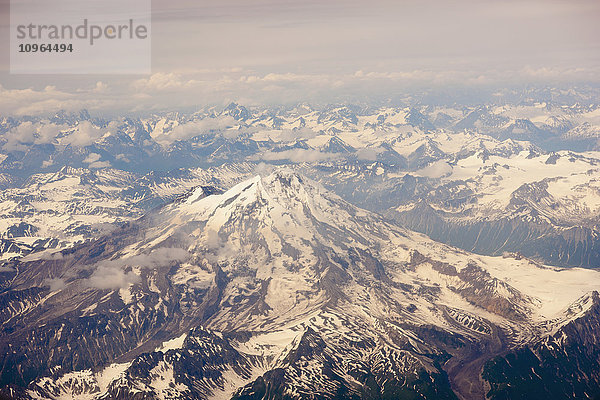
top-left (383, 149), bottom-right (600, 267)
top-left (0, 164), bottom-right (256, 262)
top-left (1, 94), bottom-right (600, 176)
top-left (1, 171), bottom-right (598, 399)
top-left (2, 121), bottom-right (599, 267)
top-left (1, 94), bottom-right (600, 398)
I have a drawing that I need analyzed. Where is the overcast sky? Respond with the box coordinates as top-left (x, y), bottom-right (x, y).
top-left (0, 0), bottom-right (598, 115)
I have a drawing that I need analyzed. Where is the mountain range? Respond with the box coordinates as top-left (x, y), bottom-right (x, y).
top-left (0, 171), bottom-right (598, 399)
top-left (1, 91), bottom-right (600, 399)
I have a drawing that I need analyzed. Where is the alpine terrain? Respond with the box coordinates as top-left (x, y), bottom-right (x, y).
top-left (0, 171), bottom-right (598, 400)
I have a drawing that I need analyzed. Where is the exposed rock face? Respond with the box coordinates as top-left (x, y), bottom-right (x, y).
top-left (483, 292), bottom-right (600, 400)
top-left (0, 172), bottom-right (598, 399)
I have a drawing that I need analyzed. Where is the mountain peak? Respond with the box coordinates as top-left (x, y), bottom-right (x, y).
top-left (4, 167), bottom-right (600, 398)
top-left (168, 170), bottom-right (361, 254)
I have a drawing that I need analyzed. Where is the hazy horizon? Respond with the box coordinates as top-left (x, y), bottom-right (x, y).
top-left (0, 0), bottom-right (599, 115)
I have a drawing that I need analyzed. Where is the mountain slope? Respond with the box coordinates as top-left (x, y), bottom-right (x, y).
top-left (0, 171), bottom-right (598, 399)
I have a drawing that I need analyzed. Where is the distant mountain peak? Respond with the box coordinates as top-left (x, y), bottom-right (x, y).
top-left (222, 102), bottom-right (251, 121)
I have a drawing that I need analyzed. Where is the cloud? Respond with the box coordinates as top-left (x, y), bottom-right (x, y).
top-left (0, 0), bottom-right (598, 115)
top-left (254, 148), bottom-right (341, 163)
top-left (44, 277), bottom-right (66, 291)
top-left (204, 229), bottom-right (222, 249)
top-left (355, 147), bottom-right (384, 161)
top-left (92, 81), bottom-right (108, 93)
top-left (88, 161), bottom-right (111, 169)
top-left (2, 121), bottom-right (66, 151)
top-left (132, 73), bottom-right (200, 92)
top-left (201, 229), bottom-right (240, 263)
top-left (41, 252), bottom-right (65, 260)
top-left (0, 85), bottom-right (75, 116)
top-left (1, 64), bottom-right (599, 118)
top-left (83, 153), bottom-right (102, 163)
top-left (253, 162), bottom-right (276, 177)
top-left (271, 128), bottom-right (319, 141)
top-left (1, 119), bottom-right (121, 153)
top-left (0, 82), bottom-right (136, 116)
top-left (87, 264), bottom-right (141, 290)
top-left (83, 153), bottom-right (111, 168)
top-left (82, 152), bottom-right (111, 168)
top-left (2, 122), bottom-right (37, 151)
top-left (111, 247), bottom-right (190, 270)
top-left (60, 121), bottom-right (117, 147)
top-left (86, 247), bottom-right (189, 290)
top-left (415, 160), bottom-right (453, 178)
top-left (155, 116), bottom-right (237, 144)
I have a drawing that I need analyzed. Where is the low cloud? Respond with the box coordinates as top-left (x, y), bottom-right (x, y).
top-left (2, 121), bottom-right (66, 151)
top-left (92, 81), bottom-right (108, 93)
top-left (0, 119), bottom-right (122, 152)
top-left (1, 64), bottom-right (598, 117)
top-left (254, 148), bottom-right (340, 163)
top-left (86, 247), bottom-right (189, 290)
top-left (355, 147), bottom-right (384, 161)
top-left (88, 161), bottom-right (111, 169)
top-left (202, 229), bottom-right (240, 263)
top-left (44, 277), bottom-right (66, 291)
top-left (415, 160), bottom-right (453, 178)
top-left (272, 128), bottom-right (319, 142)
top-left (83, 152), bottom-right (111, 169)
top-left (41, 252), bottom-right (65, 260)
top-left (253, 162), bottom-right (276, 177)
top-left (87, 264), bottom-right (141, 290)
top-left (155, 116), bottom-right (237, 144)
top-left (83, 153), bottom-right (101, 163)
top-left (132, 72), bottom-right (201, 92)
top-left (60, 121), bottom-right (116, 147)
top-left (204, 229), bottom-right (222, 249)
top-left (0, 85), bottom-right (77, 116)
